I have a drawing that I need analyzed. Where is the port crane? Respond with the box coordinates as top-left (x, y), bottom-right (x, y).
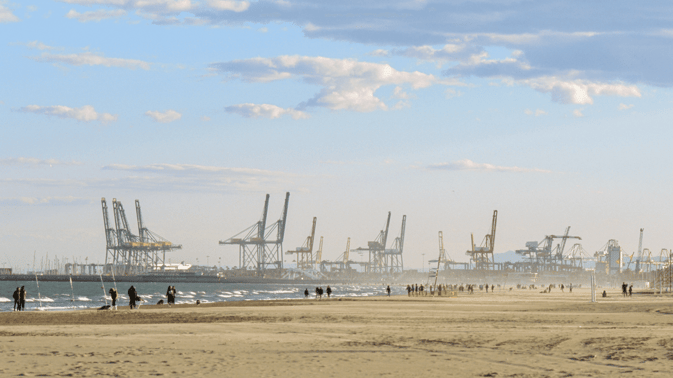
top-left (219, 192), bottom-right (289, 275)
top-left (286, 217), bottom-right (317, 271)
top-left (466, 210), bottom-right (498, 270)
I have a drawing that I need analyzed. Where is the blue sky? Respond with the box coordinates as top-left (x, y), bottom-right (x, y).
top-left (1, 1), bottom-right (672, 272)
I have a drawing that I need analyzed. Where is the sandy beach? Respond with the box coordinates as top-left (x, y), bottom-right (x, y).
top-left (1, 288), bottom-right (673, 377)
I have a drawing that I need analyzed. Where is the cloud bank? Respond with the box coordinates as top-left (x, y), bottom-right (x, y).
top-left (19, 105), bottom-right (118, 123)
top-left (212, 55), bottom-right (450, 112)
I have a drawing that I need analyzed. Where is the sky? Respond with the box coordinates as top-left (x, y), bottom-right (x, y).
top-left (1, 0), bottom-right (673, 273)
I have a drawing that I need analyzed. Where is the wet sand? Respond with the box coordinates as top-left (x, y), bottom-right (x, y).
top-left (1, 288), bottom-right (673, 377)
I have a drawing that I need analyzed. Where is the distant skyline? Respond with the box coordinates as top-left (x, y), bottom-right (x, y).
top-left (2, 1), bottom-right (673, 272)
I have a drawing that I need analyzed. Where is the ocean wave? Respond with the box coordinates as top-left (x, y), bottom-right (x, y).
top-left (0, 297), bottom-right (10, 303)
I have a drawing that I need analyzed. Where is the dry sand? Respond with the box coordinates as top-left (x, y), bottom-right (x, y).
top-left (1, 288), bottom-right (673, 377)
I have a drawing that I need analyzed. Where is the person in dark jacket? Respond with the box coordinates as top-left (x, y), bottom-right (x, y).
top-left (304, 288), bottom-right (309, 298)
top-left (12, 287), bottom-right (20, 311)
top-left (326, 286), bottom-right (332, 298)
top-left (109, 288), bottom-right (119, 310)
top-left (386, 285), bottom-right (391, 296)
top-left (128, 286), bottom-right (137, 309)
top-left (166, 286), bottom-right (173, 305)
top-left (19, 286), bottom-right (26, 311)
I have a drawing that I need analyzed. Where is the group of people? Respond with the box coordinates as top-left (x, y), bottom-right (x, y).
top-left (304, 286), bottom-right (332, 299)
top-left (405, 283), bottom-right (453, 296)
top-left (12, 286), bottom-right (27, 311)
top-left (622, 282), bottom-right (634, 297)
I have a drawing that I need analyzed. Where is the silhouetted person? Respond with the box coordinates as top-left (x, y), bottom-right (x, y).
top-left (386, 285), bottom-right (391, 296)
top-left (629, 284), bottom-right (633, 297)
top-left (326, 286), bottom-right (332, 298)
top-left (406, 284), bottom-right (411, 296)
top-left (12, 287), bottom-right (19, 311)
top-left (109, 288), bottom-right (118, 310)
top-left (304, 288), bottom-right (309, 298)
top-left (419, 284), bottom-right (424, 296)
top-left (128, 285), bottom-right (137, 309)
top-left (171, 286), bottom-right (177, 304)
top-left (485, 284), bottom-right (489, 293)
top-left (166, 286), bottom-right (174, 305)
top-left (569, 283), bottom-right (573, 293)
top-left (602, 290), bottom-right (607, 298)
top-left (622, 282), bottom-right (628, 297)
top-left (19, 286), bottom-right (26, 311)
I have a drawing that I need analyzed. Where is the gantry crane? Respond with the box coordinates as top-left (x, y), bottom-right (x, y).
top-left (286, 217), bottom-right (317, 271)
top-left (466, 210), bottom-right (498, 270)
top-left (219, 192), bottom-right (289, 274)
top-left (102, 198), bottom-right (181, 275)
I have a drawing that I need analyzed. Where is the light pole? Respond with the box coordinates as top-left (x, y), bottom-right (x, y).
top-left (421, 253), bottom-right (425, 272)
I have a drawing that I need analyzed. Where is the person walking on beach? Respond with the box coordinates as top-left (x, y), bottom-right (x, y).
top-left (19, 286), bottom-right (26, 311)
top-left (326, 286), bottom-right (332, 298)
top-left (622, 282), bottom-right (628, 297)
top-left (569, 283), bottom-right (573, 293)
top-left (304, 288), bottom-right (309, 298)
top-left (386, 285), bottom-right (391, 296)
top-left (12, 287), bottom-right (20, 311)
top-left (414, 284), bottom-right (418, 296)
top-left (629, 284), bottom-right (633, 297)
top-left (166, 286), bottom-right (173, 305)
top-left (406, 284), bottom-right (411, 296)
top-left (128, 285), bottom-right (137, 309)
top-left (109, 288), bottom-right (118, 310)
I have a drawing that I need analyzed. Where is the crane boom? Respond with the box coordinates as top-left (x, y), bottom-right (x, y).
top-left (343, 237), bottom-right (350, 265)
top-left (308, 217), bottom-right (317, 252)
top-left (382, 211), bottom-right (391, 248)
top-left (489, 210), bottom-right (497, 252)
top-left (315, 236), bottom-right (323, 266)
top-left (259, 194), bottom-right (270, 240)
top-left (278, 192), bottom-right (290, 242)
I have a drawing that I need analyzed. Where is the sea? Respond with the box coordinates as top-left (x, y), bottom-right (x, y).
top-left (0, 280), bottom-right (402, 312)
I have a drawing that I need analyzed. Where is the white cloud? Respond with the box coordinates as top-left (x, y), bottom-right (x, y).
top-left (520, 77), bottom-right (641, 105)
top-left (18, 105), bottom-right (118, 123)
top-left (257, 27), bottom-right (268, 33)
top-left (618, 103), bottom-right (634, 110)
top-left (24, 41), bottom-right (58, 50)
top-left (212, 55), bottom-right (452, 112)
top-left (30, 52), bottom-right (151, 70)
top-left (573, 109), bottom-right (584, 117)
top-left (66, 9), bottom-right (127, 22)
top-left (524, 108), bottom-right (547, 116)
top-left (428, 159), bottom-right (550, 173)
top-left (206, 0), bottom-right (249, 12)
top-left (201, 116), bottom-right (211, 121)
top-left (225, 103), bottom-right (309, 120)
top-left (0, 196), bottom-right (92, 206)
top-left (0, 3), bottom-right (19, 23)
top-left (0, 157), bottom-right (83, 167)
top-left (145, 109), bottom-right (182, 123)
